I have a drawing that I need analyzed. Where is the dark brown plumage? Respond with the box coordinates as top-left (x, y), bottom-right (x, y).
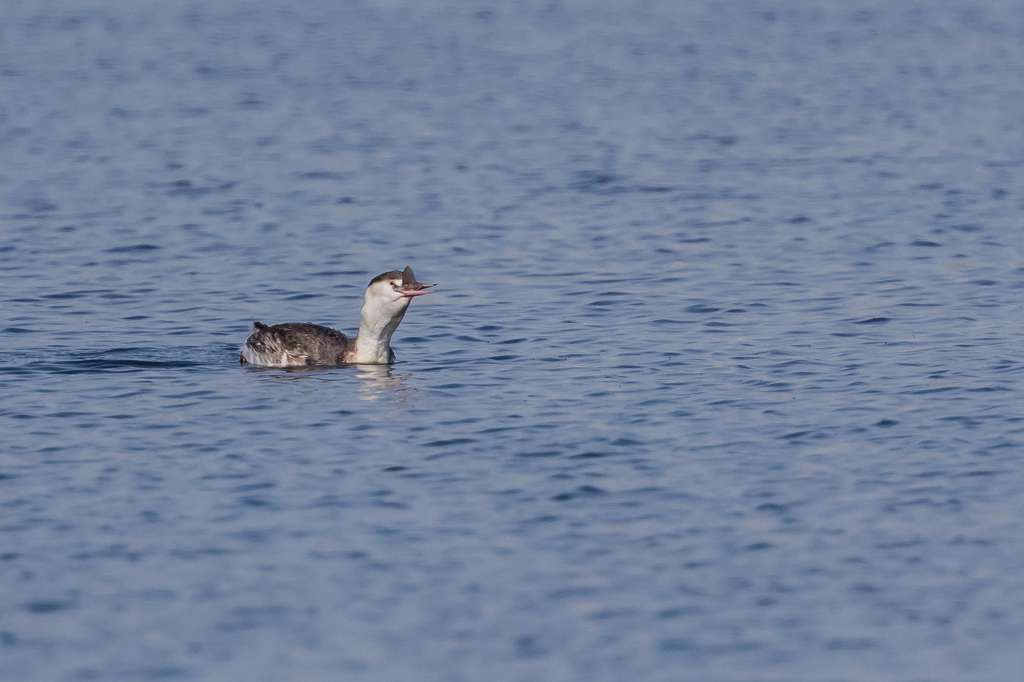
top-left (240, 322), bottom-right (351, 366)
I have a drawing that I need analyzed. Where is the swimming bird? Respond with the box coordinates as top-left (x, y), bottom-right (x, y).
top-left (240, 266), bottom-right (434, 367)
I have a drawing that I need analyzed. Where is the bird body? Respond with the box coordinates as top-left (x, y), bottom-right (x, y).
top-left (240, 266), bottom-right (433, 367)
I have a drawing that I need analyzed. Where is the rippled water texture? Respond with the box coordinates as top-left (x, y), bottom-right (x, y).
top-left (2, 1), bottom-right (1023, 680)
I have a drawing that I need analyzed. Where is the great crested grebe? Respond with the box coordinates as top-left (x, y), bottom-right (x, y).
top-left (240, 266), bottom-right (434, 367)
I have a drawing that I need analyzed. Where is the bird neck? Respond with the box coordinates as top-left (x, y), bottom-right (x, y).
top-left (350, 301), bottom-right (407, 364)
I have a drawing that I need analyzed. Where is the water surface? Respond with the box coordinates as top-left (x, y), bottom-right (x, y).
top-left (1, 1), bottom-right (1023, 680)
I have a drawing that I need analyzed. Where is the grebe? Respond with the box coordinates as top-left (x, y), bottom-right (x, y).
top-left (240, 266), bottom-right (434, 367)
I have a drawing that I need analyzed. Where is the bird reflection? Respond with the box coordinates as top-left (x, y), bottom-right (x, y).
top-left (355, 364), bottom-right (412, 402)
top-left (252, 363), bottom-right (415, 403)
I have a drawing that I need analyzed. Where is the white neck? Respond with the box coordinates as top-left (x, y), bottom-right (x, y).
top-left (350, 299), bottom-right (408, 364)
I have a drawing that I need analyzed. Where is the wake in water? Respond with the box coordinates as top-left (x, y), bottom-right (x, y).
top-left (0, 345), bottom-right (235, 375)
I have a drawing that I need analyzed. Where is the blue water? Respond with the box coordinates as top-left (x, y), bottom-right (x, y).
top-left (2, 1), bottom-right (1023, 680)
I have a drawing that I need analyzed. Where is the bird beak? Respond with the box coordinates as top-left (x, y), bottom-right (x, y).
top-left (400, 282), bottom-right (435, 298)
top-left (399, 266), bottom-right (435, 297)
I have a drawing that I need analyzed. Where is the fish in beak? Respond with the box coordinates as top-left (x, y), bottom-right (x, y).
top-left (399, 265), bottom-right (435, 298)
